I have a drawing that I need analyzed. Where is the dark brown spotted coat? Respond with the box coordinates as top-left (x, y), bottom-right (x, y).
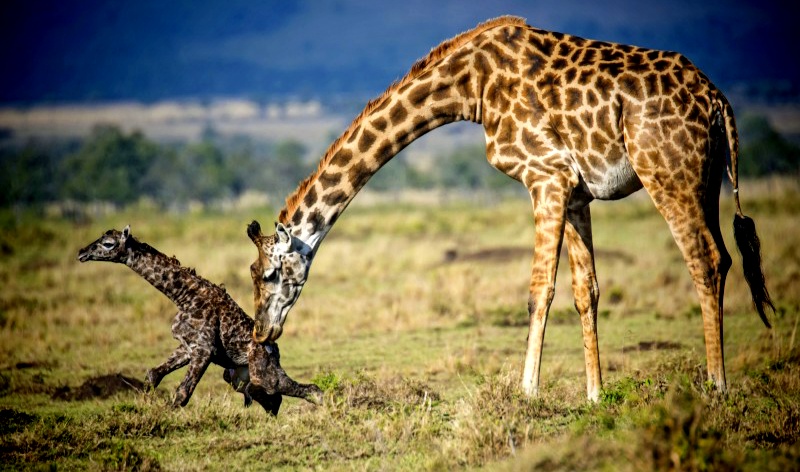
top-left (250, 16), bottom-right (772, 402)
top-left (78, 226), bottom-right (321, 415)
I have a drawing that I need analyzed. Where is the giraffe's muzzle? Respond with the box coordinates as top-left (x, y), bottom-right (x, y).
top-left (253, 320), bottom-right (283, 343)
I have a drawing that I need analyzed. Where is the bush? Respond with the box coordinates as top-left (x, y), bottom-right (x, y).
top-left (739, 115), bottom-right (800, 177)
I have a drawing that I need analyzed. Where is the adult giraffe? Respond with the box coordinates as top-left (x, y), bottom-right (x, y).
top-left (247, 16), bottom-right (773, 401)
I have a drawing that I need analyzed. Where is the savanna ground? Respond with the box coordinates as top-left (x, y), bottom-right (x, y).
top-left (1, 178), bottom-right (799, 471)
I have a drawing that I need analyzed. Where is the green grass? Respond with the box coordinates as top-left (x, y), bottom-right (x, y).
top-left (1, 181), bottom-right (799, 470)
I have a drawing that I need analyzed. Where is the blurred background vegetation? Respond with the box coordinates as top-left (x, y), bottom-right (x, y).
top-left (1, 112), bottom-right (798, 214)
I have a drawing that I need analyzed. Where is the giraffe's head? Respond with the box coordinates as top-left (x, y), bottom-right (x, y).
top-left (247, 220), bottom-right (312, 343)
top-left (77, 225), bottom-right (132, 263)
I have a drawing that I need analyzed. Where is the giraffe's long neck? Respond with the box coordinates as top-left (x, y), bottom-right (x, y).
top-left (282, 86), bottom-right (467, 244)
top-left (278, 17), bottom-right (524, 247)
top-left (124, 239), bottom-right (202, 310)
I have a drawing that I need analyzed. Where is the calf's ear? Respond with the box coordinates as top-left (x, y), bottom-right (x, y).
top-left (247, 220), bottom-right (262, 242)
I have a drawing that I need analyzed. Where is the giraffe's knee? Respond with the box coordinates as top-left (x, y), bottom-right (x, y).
top-left (573, 276), bottom-right (599, 315)
top-left (528, 286), bottom-right (556, 317)
top-left (590, 277), bottom-right (599, 301)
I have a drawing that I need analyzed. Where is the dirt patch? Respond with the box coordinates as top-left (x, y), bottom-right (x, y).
top-left (51, 373), bottom-right (145, 401)
top-left (7, 361), bottom-right (53, 370)
top-left (0, 239), bottom-right (13, 256)
top-left (0, 408), bottom-right (38, 434)
top-left (593, 248), bottom-right (636, 263)
top-left (622, 341), bottom-right (683, 353)
top-left (442, 246), bottom-right (635, 265)
top-left (442, 247), bottom-right (530, 264)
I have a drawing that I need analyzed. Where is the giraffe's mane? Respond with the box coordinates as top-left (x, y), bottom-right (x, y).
top-left (129, 236), bottom-right (200, 279)
top-left (278, 15), bottom-right (527, 224)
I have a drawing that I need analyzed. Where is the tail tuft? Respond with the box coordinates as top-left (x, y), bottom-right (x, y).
top-left (733, 213), bottom-right (774, 328)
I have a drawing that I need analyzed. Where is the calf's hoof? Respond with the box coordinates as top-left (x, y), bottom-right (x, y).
top-left (305, 385), bottom-right (324, 405)
top-left (171, 390), bottom-right (190, 408)
top-left (144, 370), bottom-right (161, 390)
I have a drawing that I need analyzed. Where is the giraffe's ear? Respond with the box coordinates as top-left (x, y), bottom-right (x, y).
top-left (122, 225), bottom-right (131, 241)
top-left (275, 223), bottom-right (292, 252)
top-left (247, 220), bottom-right (262, 242)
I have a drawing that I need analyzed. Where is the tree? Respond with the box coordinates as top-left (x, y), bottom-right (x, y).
top-left (436, 145), bottom-right (516, 191)
top-left (139, 146), bottom-right (184, 207)
top-left (178, 140), bottom-right (235, 205)
top-left (0, 144), bottom-right (60, 207)
top-left (739, 115), bottom-right (800, 177)
top-left (368, 154), bottom-right (426, 191)
top-left (269, 139), bottom-right (310, 197)
top-left (61, 125), bottom-right (160, 205)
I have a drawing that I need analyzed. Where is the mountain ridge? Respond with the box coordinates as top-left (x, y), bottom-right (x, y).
top-left (2, 1), bottom-right (798, 104)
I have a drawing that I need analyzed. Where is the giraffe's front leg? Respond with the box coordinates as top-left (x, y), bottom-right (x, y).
top-left (521, 178), bottom-right (572, 397)
top-left (565, 205), bottom-right (602, 402)
top-left (145, 345), bottom-right (190, 391)
top-left (248, 341), bottom-right (323, 405)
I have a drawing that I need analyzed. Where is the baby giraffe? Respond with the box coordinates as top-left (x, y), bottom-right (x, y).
top-left (77, 225), bottom-right (321, 416)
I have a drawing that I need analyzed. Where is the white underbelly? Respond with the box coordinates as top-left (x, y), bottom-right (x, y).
top-left (582, 158), bottom-right (642, 200)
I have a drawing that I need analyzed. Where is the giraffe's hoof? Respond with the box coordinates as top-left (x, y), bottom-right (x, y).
top-left (144, 370), bottom-right (161, 391)
top-left (172, 391), bottom-right (190, 408)
top-left (305, 386), bottom-right (324, 405)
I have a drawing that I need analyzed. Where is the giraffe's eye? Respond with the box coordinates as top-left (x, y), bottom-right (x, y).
top-left (263, 267), bottom-right (279, 283)
top-left (101, 241), bottom-right (116, 250)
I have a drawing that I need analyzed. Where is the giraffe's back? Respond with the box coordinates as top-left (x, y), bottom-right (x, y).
top-left (472, 22), bottom-right (719, 201)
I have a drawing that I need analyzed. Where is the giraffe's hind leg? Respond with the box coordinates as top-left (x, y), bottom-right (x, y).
top-left (173, 349), bottom-right (212, 407)
top-left (564, 204), bottom-right (602, 402)
top-left (637, 148), bottom-right (732, 392)
top-left (172, 328), bottom-right (215, 407)
top-left (146, 312), bottom-right (192, 390)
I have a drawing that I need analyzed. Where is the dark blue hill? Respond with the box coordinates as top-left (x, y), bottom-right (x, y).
top-left (1, 0), bottom-right (798, 104)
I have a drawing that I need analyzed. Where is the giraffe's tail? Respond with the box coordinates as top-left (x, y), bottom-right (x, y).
top-left (716, 93), bottom-right (774, 328)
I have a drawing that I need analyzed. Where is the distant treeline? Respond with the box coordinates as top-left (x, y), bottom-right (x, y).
top-left (1, 115), bottom-right (798, 210)
top-left (0, 125), bottom-right (302, 210)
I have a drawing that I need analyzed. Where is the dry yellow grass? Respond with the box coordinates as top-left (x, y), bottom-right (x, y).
top-left (1, 178), bottom-right (799, 470)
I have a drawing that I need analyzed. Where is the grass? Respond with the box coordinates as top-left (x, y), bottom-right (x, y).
top-left (1, 180), bottom-right (799, 470)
